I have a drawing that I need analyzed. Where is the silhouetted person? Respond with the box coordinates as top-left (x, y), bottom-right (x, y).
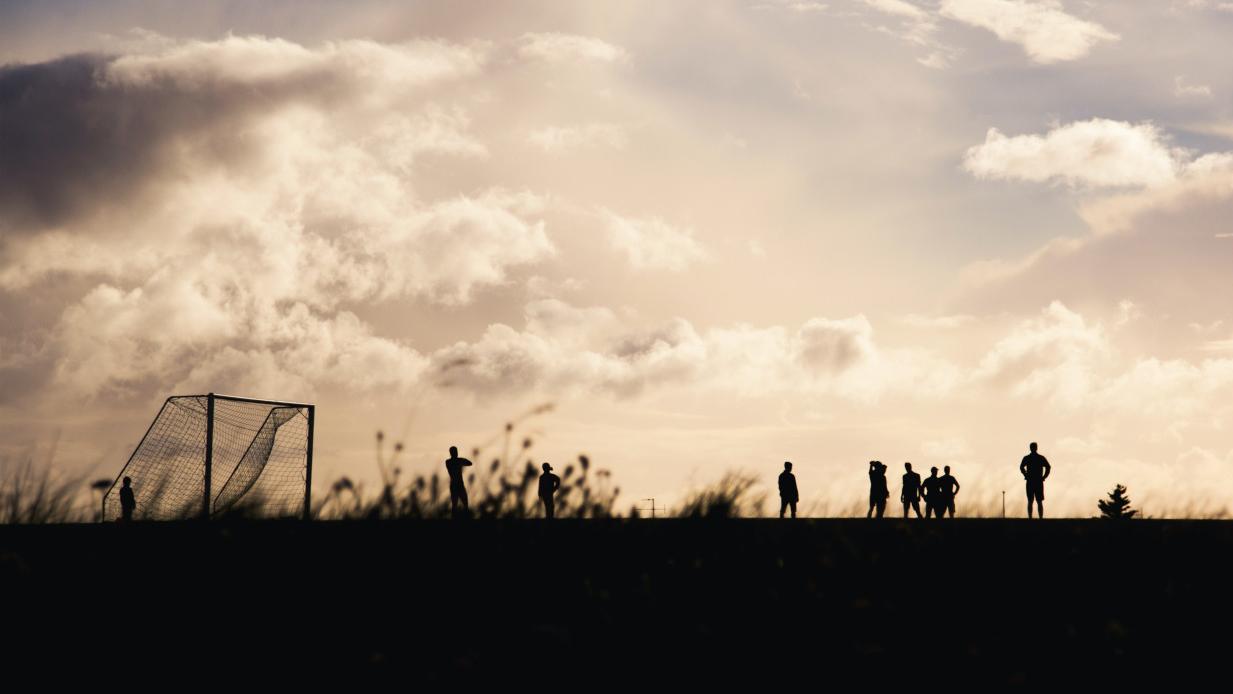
top-left (901, 463), bottom-right (922, 518)
top-left (119, 476), bottom-right (136, 522)
top-left (778, 462), bottom-right (799, 518)
top-left (1020, 442), bottom-right (1052, 518)
top-left (538, 462), bottom-right (561, 519)
top-left (445, 446), bottom-right (473, 517)
top-left (867, 461), bottom-right (888, 518)
top-left (922, 467), bottom-right (941, 518)
top-left (938, 465), bottom-right (961, 518)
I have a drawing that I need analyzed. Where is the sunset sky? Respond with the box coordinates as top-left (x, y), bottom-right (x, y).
top-left (3, 0), bottom-right (1233, 516)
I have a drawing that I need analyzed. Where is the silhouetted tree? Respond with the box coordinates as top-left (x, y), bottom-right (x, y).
top-left (1098, 484), bottom-right (1137, 519)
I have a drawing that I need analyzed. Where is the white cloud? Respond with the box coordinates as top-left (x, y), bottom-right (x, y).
top-left (958, 151), bottom-right (1233, 322)
top-left (863, 0), bottom-right (929, 21)
top-left (430, 298), bottom-right (959, 401)
top-left (528, 123), bottom-right (628, 152)
top-left (0, 34), bottom-right (555, 400)
top-left (963, 119), bottom-right (1184, 188)
top-left (1183, 1), bottom-right (1233, 11)
top-left (974, 301), bottom-right (1109, 408)
top-left (1115, 299), bottom-right (1142, 327)
top-left (940, 0), bottom-right (1119, 64)
top-left (1093, 357), bottom-right (1233, 420)
top-left (1174, 75), bottom-right (1213, 98)
top-left (858, 0), bottom-right (955, 66)
top-left (753, 1), bottom-right (830, 12)
top-left (517, 33), bottom-right (629, 64)
top-left (600, 210), bottom-right (708, 272)
top-left (917, 51), bottom-right (952, 69)
top-left (1073, 152), bottom-right (1233, 234)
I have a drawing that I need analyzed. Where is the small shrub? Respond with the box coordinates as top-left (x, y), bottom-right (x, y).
top-left (1098, 484), bottom-right (1137, 519)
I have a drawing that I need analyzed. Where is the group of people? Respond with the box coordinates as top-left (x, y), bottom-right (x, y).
top-left (777, 442), bottom-right (1053, 519)
top-left (117, 442), bottom-right (1053, 521)
top-left (878, 462), bottom-right (960, 518)
top-left (445, 446), bottom-right (561, 519)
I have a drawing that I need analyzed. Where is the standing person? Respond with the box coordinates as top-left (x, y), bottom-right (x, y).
top-left (1020, 442), bottom-right (1052, 518)
top-left (938, 465), bottom-right (961, 518)
top-left (921, 467), bottom-right (941, 518)
top-left (867, 461), bottom-right (889, 518)
top-left (538, 463), bottom-right (561, 519)
top-left (445, 446), bottom-right (473, 517)
top-left (119, 477), bottom-right (136, 522)
top-left (901, 463), bottom-right (922, 518)
top-left (778, 462), bottom-right (799, 519)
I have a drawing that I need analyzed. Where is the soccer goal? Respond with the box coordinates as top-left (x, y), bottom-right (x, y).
top-left (101, 394), bottom-right (315, 521)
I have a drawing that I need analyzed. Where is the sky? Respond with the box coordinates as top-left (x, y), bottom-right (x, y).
top-left (2, 0), bottom-right (1233, 516)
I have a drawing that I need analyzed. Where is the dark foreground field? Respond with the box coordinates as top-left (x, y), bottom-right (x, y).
top-left (3, 518), bottom-right (1231, 686)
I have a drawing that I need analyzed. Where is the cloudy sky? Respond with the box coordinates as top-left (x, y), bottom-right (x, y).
top-left (3, 0), bottom-right (1233, 516)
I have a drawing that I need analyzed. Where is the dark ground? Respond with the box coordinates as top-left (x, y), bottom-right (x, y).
top-left (3, 518), bottom-right (1231, 686)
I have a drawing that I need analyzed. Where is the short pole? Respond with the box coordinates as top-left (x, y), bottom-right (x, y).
top-left (1002, 491), bottom-right (1006, 519)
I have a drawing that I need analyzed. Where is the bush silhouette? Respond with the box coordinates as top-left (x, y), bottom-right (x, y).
top-left (1098, 484), bottom-right (1137, 519)
top-left (676, 471), bottom-right (765, 518)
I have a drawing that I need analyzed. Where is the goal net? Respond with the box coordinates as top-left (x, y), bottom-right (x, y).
top-left (102, 394), bottom-right (314, 521)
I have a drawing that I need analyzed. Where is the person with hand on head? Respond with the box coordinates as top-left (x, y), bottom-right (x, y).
top-left (445, 446), bottom-right (473, 518)
top-left (867, 461), bottom-right (889, 518)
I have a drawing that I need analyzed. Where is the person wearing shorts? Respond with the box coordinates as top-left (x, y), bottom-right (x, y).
top-left (1020, 442), bottom-right (1052, 519)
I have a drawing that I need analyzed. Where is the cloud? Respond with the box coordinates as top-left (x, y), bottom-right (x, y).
top-left (940, 0), bottom-right (1118, 63)
top-left (1174, 75), bottom-right (1213, 98)
top-left (430, 298), bottom-right (959, 401)
top-left (1182, 1), bottom-right (1233, 11)
top-left (974, 301), bottom-right (1109, 408)
top-left (600, 210), bottom-right (708, 272)
top-left (1077, 356), bottom-right (1233, 434)
top-left (959, 151), bottom-right (1233, 316)
top-left (752, 1), bottom-right (830, 12)
top-left (0, 34), bottom-right (553, 401)
top-left (528, 123), bottom-right (628, 152)
top-left (0, 38), bottom-right (487, 235)
top-left (517, 33), bottom-right (629, 64)
top-left (857, 0), bottom-right (955, 67)
top-left (963, 119), bottom-right (1184, 188)
top-left (862, 0), bottom-right (930, 21)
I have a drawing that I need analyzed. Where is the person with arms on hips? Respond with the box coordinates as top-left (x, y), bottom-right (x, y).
top-left (921, 467), bottom-right (941, 518)
top-left (1020, 442), bottom-right (1051, 518)
top-left (938, 465), bottom-right (961, 518)
top-left (901, 463), bottom-right (922, 519)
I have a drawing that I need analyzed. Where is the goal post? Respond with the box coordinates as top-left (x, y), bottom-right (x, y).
top-left (101, 393), bottom-right (315, 521)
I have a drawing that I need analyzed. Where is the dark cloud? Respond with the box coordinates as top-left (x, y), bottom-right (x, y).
top-left (0, 54), bottom-right (170, 231)
top-left (0, 50), bottom-right (351, 236)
